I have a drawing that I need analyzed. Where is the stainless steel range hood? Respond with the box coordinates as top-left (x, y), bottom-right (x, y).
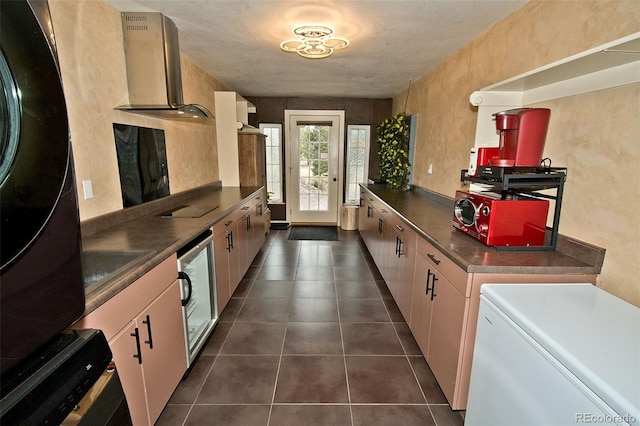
top-left (116, 12), bottom-right (212, 119)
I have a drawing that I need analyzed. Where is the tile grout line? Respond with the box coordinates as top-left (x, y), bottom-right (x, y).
top-left (332, 244), bottom-right (355, 426)
top-left (266, 239), bottom-right (299, 425)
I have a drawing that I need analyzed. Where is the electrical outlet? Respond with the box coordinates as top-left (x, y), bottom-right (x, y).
top-left (427, 164), bottom-right (433, 175)
top-left (82, 180), bottom-right (94, 200)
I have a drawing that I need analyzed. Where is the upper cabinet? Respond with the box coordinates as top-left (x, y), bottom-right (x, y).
top-left (470, 32), bottom-right (640, 147)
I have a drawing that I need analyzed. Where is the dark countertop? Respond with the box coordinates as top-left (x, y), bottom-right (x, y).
top-left (80, 184), bottom-right (264, 316)
top-left (363, 184), bottom-right (605, 275)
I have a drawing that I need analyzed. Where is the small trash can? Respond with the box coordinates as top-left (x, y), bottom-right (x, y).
top-left (341, 205), bottom-right (359, 230)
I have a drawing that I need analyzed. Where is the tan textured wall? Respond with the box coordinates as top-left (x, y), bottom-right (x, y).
top-left (393, 0), bottom-right (640, 306)
top-left (49, 0), bottom-right (228, 221)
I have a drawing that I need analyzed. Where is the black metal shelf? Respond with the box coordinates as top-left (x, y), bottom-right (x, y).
top-left (460, 167), bottom-right (567, 251)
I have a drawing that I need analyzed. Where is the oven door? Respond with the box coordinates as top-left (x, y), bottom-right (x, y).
top-left (0, 329), bottom-right (132, 426)
top-left (454, 194), bottom-right (478, 228)
top-left (177, 231), bottom-right (218, 367)
top-left (61, 366), bottom-right (132, 425)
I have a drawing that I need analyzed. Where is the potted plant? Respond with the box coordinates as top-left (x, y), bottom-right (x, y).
top-left (377, 112), bottom-right (410, 189)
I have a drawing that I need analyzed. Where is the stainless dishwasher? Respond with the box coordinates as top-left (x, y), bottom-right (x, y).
top-left (177, 230), bottom-right (218, 367)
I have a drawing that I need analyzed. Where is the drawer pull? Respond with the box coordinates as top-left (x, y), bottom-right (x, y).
top-left (131, 328), bottom-right (142, 364)
top-left (395, 237), bottom-right (403, 257)
top-left (427, 253), bottom-right (441, 265)
top-left (226, 232), bottom-right (233, 252)
top-left (395, 224), bottom-right (404, 232)
top-left (431, 275), bottom-right (439, 301)
top-left (142, 315), bottom-right (153, 349)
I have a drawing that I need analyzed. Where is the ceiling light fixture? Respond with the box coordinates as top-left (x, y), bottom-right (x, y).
top-left (280, 25), bottom-right (349, 59)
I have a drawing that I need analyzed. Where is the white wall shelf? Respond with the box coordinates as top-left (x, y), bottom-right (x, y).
top-left (469, 32), bottom-right (640, 147)
top-left (215, 91), bottom-right (258, 186)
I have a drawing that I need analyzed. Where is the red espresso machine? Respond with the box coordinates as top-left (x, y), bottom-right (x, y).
top-left (489, 108), bottom-right (551, 167)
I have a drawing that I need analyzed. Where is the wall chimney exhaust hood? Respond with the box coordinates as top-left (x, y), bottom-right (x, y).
top-left (116, 12), bottom-right (213, 120)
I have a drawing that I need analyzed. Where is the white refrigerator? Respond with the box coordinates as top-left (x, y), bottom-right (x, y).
top-left (466, 283), bottom-right (639, 426)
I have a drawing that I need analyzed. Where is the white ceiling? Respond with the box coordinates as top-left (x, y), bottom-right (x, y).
top-left (107, 0), bottom-right (527, 99)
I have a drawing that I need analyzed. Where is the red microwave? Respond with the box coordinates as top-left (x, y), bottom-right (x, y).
top-left (452, 191), bottom-right (549, 247)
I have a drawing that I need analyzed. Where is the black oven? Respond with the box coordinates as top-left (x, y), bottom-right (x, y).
top-left (0, 329), bottom-right (132, 425)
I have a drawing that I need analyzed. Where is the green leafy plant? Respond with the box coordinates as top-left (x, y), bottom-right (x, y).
top-left (377, 113), bottom-right (410, 189)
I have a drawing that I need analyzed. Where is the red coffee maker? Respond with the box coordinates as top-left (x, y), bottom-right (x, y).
top-left (489, 108), bottom-right (551, 167)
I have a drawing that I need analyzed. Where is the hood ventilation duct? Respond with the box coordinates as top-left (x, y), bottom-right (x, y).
top-left (116, 12), bottom-right (212, 120)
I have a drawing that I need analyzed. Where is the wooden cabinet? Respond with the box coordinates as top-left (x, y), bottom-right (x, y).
top-left (368, 202), bottom-right (393, 283)
top-left (237, 202), bottom-right (252, 274)
top-left (359, 196), bottom-right (414, 321)
top-left (249, 192), bottom-right (266, 259)
top-left (74, 256), bottom-right (187, 426)
top-left (387, 216), bottom-right (417, 321)
top-left (213, 218), bottom-right (240, 312)
top-left (238, 132), bottom-right (266, 187)
top-left (213, 191), bottom-right (266, 313)
top-left (359, 186), bottom-right (599, 410)
top-left (410, 238), bottom-right (466, 405)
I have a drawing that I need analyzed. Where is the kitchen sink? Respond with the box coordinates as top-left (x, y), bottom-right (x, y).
top-left (81, 249), bottom-right (155, 289)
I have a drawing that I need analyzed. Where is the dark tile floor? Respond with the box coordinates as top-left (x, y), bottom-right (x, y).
top-left (156, 229), bottom-right (465, 426)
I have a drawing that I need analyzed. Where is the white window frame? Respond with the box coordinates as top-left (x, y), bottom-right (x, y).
top-left (345, 125), bottom-right (371, 205)
top-left (259, 123), bottom-right (283, 203)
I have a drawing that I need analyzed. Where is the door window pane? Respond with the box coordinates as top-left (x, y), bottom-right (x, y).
top-left (298, 124), bottom-right (330, 212)
top-left (259, 123), bottom-right (283, 202)
top-left (345, 125), bottom-right (370, 204)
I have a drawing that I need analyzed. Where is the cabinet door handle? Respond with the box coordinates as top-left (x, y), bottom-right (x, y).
top-left (258, 204), bottom-right (263, 216)
top-left (246, 215), bottom-right (251, 231)
top-left (131, 328), bottom-right (142, 364)
top-left (425, 269), bottom-right (432, 294)
top-left (226, 233), bottom-right (232, 252)
top-left (142, 315), bottom-right (154, 349)
top-left (431, 275), bottom-right (439, 301)
top-left (396, 237), bottom-right (403, 257)
top-left (378, 218), bottom-right (383, 233)
top-left (427, 253), bottom-right (441, 265)
top-left (367, 205), bottom-right (372, 217)
top-left (178, 271), bottom-right (193, 307)
top-left (230, 231), bottom-right (234, 249)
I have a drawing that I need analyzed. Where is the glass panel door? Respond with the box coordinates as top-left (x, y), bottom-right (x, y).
top-left (297, 123), bottom-right (330, 212)
top-left (176, 236), bottom-right (217, 365)
top-left (287, 112), bottom-right (343, 224)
